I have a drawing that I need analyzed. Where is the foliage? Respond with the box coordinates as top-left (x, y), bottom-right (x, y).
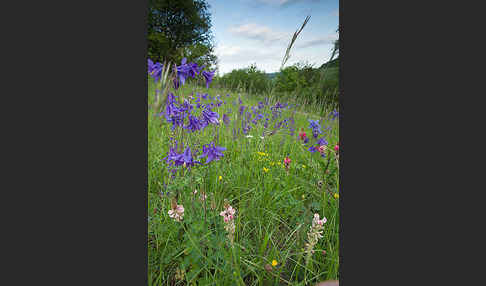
top-left (215, 61), bottom-right (339, 112)
top-left (215, 63), bottom-right (272, 95)
top-left (148, 0), bottom-right (217, 69)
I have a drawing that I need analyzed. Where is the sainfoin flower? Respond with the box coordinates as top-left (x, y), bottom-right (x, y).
top-left (305, 213), bottom-right (327, 263)
top-left (318, 145), bottom-right (327, 154)
top-left (299, 129), bottom-right (307, 140)
top-left (220, 203), bottom-right (237, 244)
top-left (199, 142), bottom-right (226, 164)
top-left (284, 156), bottom-right (291, 170)
top-left (334, 144), bottom-right (339, 152)
top-left (168, 203), bottom-right (185, 222)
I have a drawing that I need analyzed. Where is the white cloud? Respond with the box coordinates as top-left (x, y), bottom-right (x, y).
top-left (215, 42), bottom-right (334, 75)
top-left (228, 23), bottom-right (288, 44)
top-left (253, 0), bottom-right (321, 6)
top-left (215, 44), bottom-right (283, 74)
top-left (296, 33), bottom-right (338, 49)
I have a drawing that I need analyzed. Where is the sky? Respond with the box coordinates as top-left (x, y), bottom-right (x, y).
top-left (207, 0), bottom-right (339, 75)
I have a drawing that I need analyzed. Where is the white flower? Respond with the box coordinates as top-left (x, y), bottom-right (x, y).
top-left (168, 204), bottom-right (184, 222)
top-left (246, 135), bottom-right (254, 138)
top-left (260, 136), bottom-right (265, 140)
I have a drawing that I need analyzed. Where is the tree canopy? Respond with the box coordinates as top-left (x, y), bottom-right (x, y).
top-left (148, 0), bottom-right (217, 70)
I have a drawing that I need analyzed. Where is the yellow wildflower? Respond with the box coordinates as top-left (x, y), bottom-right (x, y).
top-left (302, 164), bottom-right (306, 168)
top-left (334, 193), bottom-right (339, 199)
top-left (271, 260), bottom-right (278, 267)
top-left (263, 167), bottom-right (269, 173)
top-left (219, 176), bottom-right (222, 181)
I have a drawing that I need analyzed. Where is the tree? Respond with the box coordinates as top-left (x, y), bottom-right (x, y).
top-left (148, 0), bottom-right (217, 70)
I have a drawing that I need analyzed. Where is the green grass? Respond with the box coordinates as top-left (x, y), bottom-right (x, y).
top-left (148, 79), bottom-right (339, 285)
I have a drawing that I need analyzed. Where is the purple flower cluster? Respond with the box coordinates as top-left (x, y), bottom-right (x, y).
top-left (163, 141), bottom-right (201, 172)
top-left (308, 119), bottom-right (322, 138)
top-left (199, 142), bottom-right (226, 164)
top-left (148, 59), bottom-right (163, 82)
top-left (331, 109), bottom-right (339, 120)
top-left (161, 92), bottom-right (221, 132)
top-left (173, 58), bottom-right (215, 90)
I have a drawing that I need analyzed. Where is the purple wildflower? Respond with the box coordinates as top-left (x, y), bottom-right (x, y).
top-left (202, 70), bottom-right (215, 88)
top-left (317, 137), bottom-right (328, 146)
top-left (199, 142), bottom-right (226, 164)
top-left (180, 147), bottom-right (200, 167)
top-left (184, 115), bottom-right (203, 132)
top-left (331, 110), bottom-right (339, 120)
top-left (223, 113), bottom-right (230, 125)
top-left (308, 146), bottom-right (318, 153)
top-left (200, 105), bottom-right (220, 125)
top-left (148, 60), bottom-right (163, 82)
top-left (239, 105), bottom-right (246, 116)
top-left (308, 119), bottom-right (322, 138)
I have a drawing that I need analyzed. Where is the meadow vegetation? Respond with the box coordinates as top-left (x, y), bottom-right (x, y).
top-left (147, 57), bottom-right (339, 285)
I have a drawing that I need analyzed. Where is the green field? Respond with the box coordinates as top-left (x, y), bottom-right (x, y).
top-left (148, 79), bottom-right (339, 285)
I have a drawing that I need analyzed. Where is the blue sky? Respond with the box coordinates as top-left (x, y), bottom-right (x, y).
top-left (207, 0), bottom-right (339, 75)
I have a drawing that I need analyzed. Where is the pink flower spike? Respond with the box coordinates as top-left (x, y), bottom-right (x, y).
top-left (334, 144), bottom-right (339, 152)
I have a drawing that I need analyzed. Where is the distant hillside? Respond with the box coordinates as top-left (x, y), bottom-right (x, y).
top-left (265, 72), bottom-right (279, 80)
top-left (319, 57), bottom-right (339, 69)
top-left (265, 58), bottom-right (339, 79)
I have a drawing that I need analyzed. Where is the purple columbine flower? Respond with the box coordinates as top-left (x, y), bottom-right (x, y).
top-left (184, 115), bottom-right (203, 132)
top-left (202, 70), bottom-right (215, 88)
top-left (317, 137), bottom-right (328, 146)
top-left (180, 147), bottom-right (201, 167)
top-left (239, 105), bottom-right (246, 116)
top-left (202, 93), bottom-right (208, 100)
top-left (148, 60), bottom-right (163, 82)
top-left (176, 58), bottom-right (196, 86)
top-left (308, 146), bottom-right (318, 153)
top-left (200, 105), bottom-right (219, 125)
top-left (223, 113), bottom-right (230, 125)
top-left (308, 119), bottom-right (322, 138)
top-left (199, 142), bottom-right (226, 164)
top-left (331, 110), bottom-right (339, 120)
